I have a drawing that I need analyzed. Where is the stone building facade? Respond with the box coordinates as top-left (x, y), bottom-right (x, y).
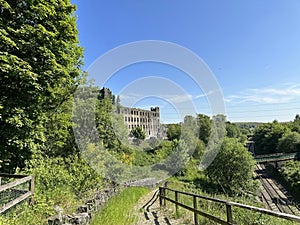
top-left (99, 87), bottom-right (162, 138)
top-left (119, 106), bottom-right (160, 138)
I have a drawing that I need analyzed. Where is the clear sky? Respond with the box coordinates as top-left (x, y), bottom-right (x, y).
top-left (71, 0), bottom-right (300, 123)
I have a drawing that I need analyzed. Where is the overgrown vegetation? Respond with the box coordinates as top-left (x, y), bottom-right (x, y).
top-left (0, 1), bottom-right (104, 224)
top-left (278, 161), bottom-right (300, 200)
top-left (1, 0), bottom-right (299, 224)
top-left (0, 155), bottom-right (104, 225)
top-left (206, 138), bottom-right (258, 195)
top-left (253, 115), bottom-right (300, 155)
top-left (163, 180), bottom-right (298, 225)
top-left (0, 0), bottom-right (84, 173)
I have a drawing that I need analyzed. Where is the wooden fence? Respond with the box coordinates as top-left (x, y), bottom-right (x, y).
top-left (0, 173), bottom-right (34, 214)
top-left (159, 186), bottom-right (300, 225)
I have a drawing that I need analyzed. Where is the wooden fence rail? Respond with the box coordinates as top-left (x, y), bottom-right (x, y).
top-left (159, 186), bottom-right (300, 225)
top-left (0, 173), bottom-right (34, 214)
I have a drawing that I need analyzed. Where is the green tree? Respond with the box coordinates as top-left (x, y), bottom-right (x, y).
top-left (291, 114), bottom-right (300, 133)
top-left (167, 123), bottom-right (181, 140)
top-left (253, 121), bottom-right (289, 155)
top-left (95, 97), bottom-right (124, 150)
top-left (193, 139), bottom-right (206, 160)
top-left (0, 0), bottom-right (83, 172)
top-left (277, 131), bottom-right (300, 153)
top-left (164, 139), bottom-right (190, 176)
top-left (226, 122), bottom-right (247, 143)
top-left (279, 161), bottom-right (300, 196)
top-left (197, 114), bottom-right (211, 144)
top-left (206, 138), bottom-right (257, 195)
top-left (130, 126), bottom-right (146, 143)
top-left (226, 122), bottom-right (240, 138)
top-left (181, 115), bottom-right (198, 152)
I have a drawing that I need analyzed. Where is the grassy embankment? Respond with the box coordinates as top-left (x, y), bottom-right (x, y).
top-left (90, 187), bottom-right (149, 225)
top-left (162, 178), bottom-right (299, 225)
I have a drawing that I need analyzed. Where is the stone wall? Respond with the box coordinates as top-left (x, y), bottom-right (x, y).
top-left (48, 178), bottom-right (160, 225)
top-left (48, 184), bottom-right (120, 225)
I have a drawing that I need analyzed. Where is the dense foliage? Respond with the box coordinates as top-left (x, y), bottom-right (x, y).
top-left (0, 1), bottom-right (106, 224)
top-left (166, 123), bottom-right (181, 140)
top-left (0, 155), bottom-right (103, 225)
top-left (253, 116), bottom-right (300, 155)
top-left (0, 0), bottom-right (83, 173)
top-left (206, 138), bottom-right (258, 195)
top-left (278, 160), bottom-right (300, 199)
top-left (278, 131), bottom-right (300, 153)
top-left (130, 126), bottom-right (146, 143)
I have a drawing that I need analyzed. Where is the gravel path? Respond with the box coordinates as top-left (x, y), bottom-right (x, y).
top-left (132, 189), bottom-right (191, 225)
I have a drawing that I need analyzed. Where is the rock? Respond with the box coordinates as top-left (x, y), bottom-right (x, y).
top-left (48, 206), bottom-right (63, 225)
top-left (69, 213), bottom-right (89, 225)
top-left (48, 215), bottom-right (63, 225)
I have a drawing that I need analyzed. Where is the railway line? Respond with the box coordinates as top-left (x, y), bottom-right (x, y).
top-left (255, 164), bottom-right (300, 216)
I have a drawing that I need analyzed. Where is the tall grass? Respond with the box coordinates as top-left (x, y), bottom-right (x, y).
top-left (90, 187), bottom-right (149, 225)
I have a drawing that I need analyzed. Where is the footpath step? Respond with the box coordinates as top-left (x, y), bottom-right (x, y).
top-left (132, 189), bottom-right (190, 225)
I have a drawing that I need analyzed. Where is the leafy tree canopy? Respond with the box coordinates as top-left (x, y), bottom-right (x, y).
top-left (206, 138), bottom-right (257, 195)
top-left (130, 126), bottom-right (146, 142)
top-left (0, 0), bottom-right (83, 172)
top-left (197, 114), bottom-right (211, 144)
top-left (167, 123), bottom-right (181, 141)
top-left (252, 121), bottom-right (290, 155)
top-left (277, 131), bottom-right (300, 153)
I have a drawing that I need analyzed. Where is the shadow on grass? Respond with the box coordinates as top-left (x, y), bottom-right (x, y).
top-left (191, 177), bottom-right (225, 195)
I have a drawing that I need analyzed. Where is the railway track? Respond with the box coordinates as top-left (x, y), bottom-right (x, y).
top-left (255, 164), bottom-right (300, 216)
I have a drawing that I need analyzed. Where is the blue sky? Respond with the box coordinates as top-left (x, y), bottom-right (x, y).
top-left (72, 0), bottom-right (300, 123)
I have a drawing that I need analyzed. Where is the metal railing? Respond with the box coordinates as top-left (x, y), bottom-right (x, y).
top-left (255, 152), bottom-right (298, 163)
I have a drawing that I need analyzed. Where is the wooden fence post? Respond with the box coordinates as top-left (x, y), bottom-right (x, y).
top-left (226, 202), bottom-right (233, 224)
top-left (193, 196), bottom-right (198, 225)
top-left (29, 176), bottom-right (35, 204)
top-left (163, 188), bottom-right (166, 207)
top-left (175, 191), bottom-right (179, 215)
top-left (159, 187), bottom-right (162, 207)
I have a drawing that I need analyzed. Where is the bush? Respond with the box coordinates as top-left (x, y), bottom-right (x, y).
top-left (278, 160), bottom-right (300, 199)
top-left (206, 138), bottom-right (258, 195)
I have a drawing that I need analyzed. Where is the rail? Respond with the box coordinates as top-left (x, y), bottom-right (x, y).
top-left (0, 173), bottom-right (34, 213)
top-left (159, 186), bottom-right (300, 225)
